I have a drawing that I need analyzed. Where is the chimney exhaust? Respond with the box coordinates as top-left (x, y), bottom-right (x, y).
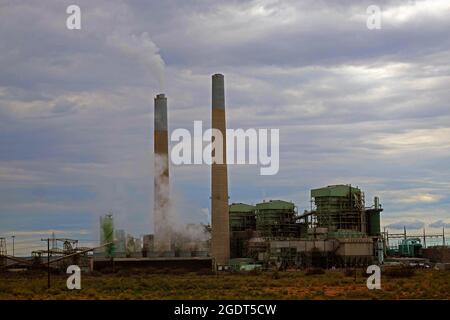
top-left (154, 93), bottom-right (171, 252)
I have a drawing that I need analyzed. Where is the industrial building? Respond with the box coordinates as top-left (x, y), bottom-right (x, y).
top-left (230, 185), bottom-right (384, 269)
top-left (90, 74), bottom-right (387, 271)
top-left (92, 213), bottom-right (212, 271)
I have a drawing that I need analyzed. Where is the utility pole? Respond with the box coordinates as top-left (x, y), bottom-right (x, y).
top-left (443, 227), bottom-right (446, 247)
top-left (11, 235), bottom-right (15, 257)
top-left (41, 238), bottom-right (50, 289)
top-left (423, 229), bottom-right (426, 248)
top-left (386, 229), bottom-right (389, 249)
top-left (47, 238), bottom-right (50, 288)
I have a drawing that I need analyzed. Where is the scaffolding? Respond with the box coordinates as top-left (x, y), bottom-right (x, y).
top-left (229, 203), bottom-right (257, 258)
top-left (229, 203), bottom-right (256, 232)
top-left (0, 238), bottom-right (6, 256)
top-left (0, 238), bottom-right (6, 267)
top-left (310, 185), bottom-right (365, 232)
top-left (255, 200), bottom-right (299, 238)
top-left (31, 238), bottom-right (92, 269)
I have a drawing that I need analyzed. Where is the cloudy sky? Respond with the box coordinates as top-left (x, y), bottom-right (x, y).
top-left (1, 0), bottom-right (449, 254)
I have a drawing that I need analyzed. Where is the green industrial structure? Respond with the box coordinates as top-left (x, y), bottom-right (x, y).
top-left (398, 238), bottom-right (422, 257)
top-left (386, 238), bottom-right (423, 257)
top-left (255, 200), bottom-right (300, 238)
top-left (100, 214), bottom-right (115, 258)
top-left (310, 185), bottom-right (364, 231)
top-left (229, 203), bottom-right (256, 259)
top-left (229, 185), bottom-right (384, 268)
top-left (230, 203), bottom-right (256, 232)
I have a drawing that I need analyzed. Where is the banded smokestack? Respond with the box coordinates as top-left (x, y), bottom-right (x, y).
top-left (211, 74), bottom-right (230, 266)
top-left (154, 93), bottom-right (171, 252)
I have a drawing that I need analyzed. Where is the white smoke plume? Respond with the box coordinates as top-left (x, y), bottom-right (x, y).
top-left (107, 31), bottom-right (166, 91)
top-left (168, 195), bottom-right (211, 253)
top-left (153, 153), bottom-right (210, 253)
top-left (153, 153), bottom-right (171, 251)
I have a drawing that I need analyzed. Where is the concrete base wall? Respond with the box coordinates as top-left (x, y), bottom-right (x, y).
top-left (336, 238), bottom-right (373, 257)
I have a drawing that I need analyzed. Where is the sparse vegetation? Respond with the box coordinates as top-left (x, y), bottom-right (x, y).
top-left (343, 268), bottom-right (357, 277)
top-left (384, 266), bottom-right (416, 278)
top-left (305, 268), bottom-right (326, 276)
top-left (0, 269), bottom-right (449, 300)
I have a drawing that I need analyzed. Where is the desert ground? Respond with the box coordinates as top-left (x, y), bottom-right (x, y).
top-left (1, 268), bottom-right (449, 300)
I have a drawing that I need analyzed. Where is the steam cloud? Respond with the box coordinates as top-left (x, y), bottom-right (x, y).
top-left (107, 31), bottom-right (166, 91)
top-left (154, 153), bottom-right (171, 251)
top-left (154, 153), bottom-right (210, 253)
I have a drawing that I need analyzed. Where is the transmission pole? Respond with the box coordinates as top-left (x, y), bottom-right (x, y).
top-left (41, 238), bottom-right (50, 289)
top-left (11, 235), bottom-right (15, 257)
top-left (47, 238), bottom-right (50, 288)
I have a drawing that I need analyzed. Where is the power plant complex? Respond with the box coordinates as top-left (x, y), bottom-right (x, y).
top-left (3, 73), bottom-right (448, 273)
top-left (95, 73), bottom-right (387, 271)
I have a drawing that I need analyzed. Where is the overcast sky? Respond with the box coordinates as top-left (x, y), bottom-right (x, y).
top-left (1, 0), bottom-right (449, 254)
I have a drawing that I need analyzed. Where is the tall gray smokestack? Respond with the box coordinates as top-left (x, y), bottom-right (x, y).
top-left (211, 74), bottom-right (230, 266)
top-left (154, 93), bottom-right (171, 252)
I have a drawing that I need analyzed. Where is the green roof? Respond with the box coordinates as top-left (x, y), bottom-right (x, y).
top-left (256, 200), bottom-right (295, 210)
top-left (311, 185), bottom-right (361, 198)
top-left (229, 203), bottom-right (255, 213)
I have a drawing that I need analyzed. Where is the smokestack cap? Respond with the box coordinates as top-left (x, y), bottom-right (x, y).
top-left (212, 74), bottom-right (225, 110)
top-left (154, 94), bottom-right (168, 131)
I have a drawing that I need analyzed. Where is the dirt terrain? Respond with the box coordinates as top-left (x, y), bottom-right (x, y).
top-left (1, 268), bottom-right (449, 300)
